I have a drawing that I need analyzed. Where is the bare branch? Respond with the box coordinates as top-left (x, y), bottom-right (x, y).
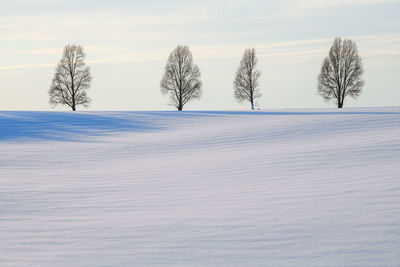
top-left (234, 48), bottom-right (262, 110)
top-left (317, 38), bottom-right (364, 108)
top-left (49, 44), bottom-right (92, 111)
top-left (160, 46), bottom-right (202, 111)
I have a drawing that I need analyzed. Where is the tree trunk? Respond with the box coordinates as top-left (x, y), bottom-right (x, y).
top-left (177, 105), bottom-right (183, 111)
top-left (251, 100), bottom-right (254, 110)
top-left (338, 102), bottom-right (343, 108)
top-left (71, 89), bottom-right (76, 111)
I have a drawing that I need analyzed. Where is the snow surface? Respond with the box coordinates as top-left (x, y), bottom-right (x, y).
top-left (0, 108), bottom-right (399, 266)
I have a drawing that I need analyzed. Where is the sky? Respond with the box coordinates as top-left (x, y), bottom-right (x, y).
top-left (0, 0), bottom-right (399, 111)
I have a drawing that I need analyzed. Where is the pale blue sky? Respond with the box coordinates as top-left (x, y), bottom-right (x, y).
top-left (0, 0), bottom-right (399, 110)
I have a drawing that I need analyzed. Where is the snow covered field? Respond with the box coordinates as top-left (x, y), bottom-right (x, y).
top-left (1, 108), bottom-right (399, 266)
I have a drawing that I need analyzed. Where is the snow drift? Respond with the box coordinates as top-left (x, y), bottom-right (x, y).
top-left (0, 108), bottom-right (399, 266)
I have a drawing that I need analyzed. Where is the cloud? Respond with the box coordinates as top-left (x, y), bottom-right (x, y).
top-left (27, 46), bottom-right (121, 55)
top-left (253, 0), bottom-right (400, 20)
top-left (2, 34), bottom-right (398, 70)
top-left (294, 0), bottom-right (400, 9)
top-left (0, 63), bottom-right (55, 70)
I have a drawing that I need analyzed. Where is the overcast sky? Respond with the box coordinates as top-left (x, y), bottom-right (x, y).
top-left (0, 0), bottom-right (399, 110)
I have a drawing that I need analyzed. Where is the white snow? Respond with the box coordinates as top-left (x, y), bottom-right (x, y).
top-left (0, 108), bottom-right (399, 266)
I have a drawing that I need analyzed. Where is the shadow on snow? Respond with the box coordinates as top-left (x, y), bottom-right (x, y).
top-left (0, 109), bottom-right (399, 142)
top-left (0, 111), bottom-right (157, 142)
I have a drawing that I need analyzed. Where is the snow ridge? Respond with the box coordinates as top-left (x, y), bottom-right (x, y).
top-left (0, 108), bottom-right (399, 266)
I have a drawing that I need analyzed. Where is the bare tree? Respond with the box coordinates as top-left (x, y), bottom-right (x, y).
top-left (49, 44), bottom-right (92, 111)
top-left (318, 38), bottom-right (364, 108)
top-left (234, 48), bottom-right (262, 110)
top-left (160, 45), bottom-right (202, 111)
